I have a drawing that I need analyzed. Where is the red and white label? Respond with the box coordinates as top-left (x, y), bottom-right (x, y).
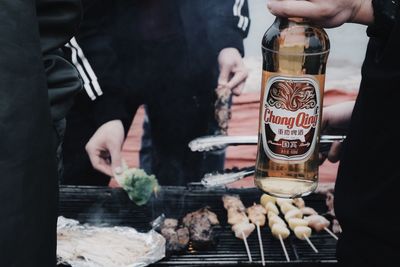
top-left (262, 75), bottom-right (320, 161)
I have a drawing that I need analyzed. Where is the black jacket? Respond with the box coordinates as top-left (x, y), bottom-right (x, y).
top-left (334, 0), bottom-right (400, 264)
top-left (66, 0), bottom-right (250, 129)
top-left (38, 0), bottom-right (83, 121)
top-left (0, 1), bottom-right (81, 266)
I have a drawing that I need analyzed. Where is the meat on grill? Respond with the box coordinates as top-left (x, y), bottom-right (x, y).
top-left (182, 207), bottom-right (220, 249)
top-left (163, 218), bottom-right (179, 229)
top-left (161, 227), bottom-right (190, 252)
top-left (159, 218), bottom-right (189, 252)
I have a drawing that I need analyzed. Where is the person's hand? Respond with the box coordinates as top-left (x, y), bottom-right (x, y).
top-left (217, 47), bottom-right (249, 96)
top-left (319, 101), bottom-right (355, 164)
top-left (267, 0), bottom-right (374, 27)
top-left (86, 120), bottom-right (125, 176)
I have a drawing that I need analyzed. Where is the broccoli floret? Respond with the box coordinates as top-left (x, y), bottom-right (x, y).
top-left (116, 167), bottom-right (160, 206)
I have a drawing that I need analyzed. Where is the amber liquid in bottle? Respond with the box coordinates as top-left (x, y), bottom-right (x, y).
top-left (255, 17), bottom-right (330, 198)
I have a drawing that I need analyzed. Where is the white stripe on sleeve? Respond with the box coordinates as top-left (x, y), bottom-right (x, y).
top-left (69, 37), bottom-right (103, 97)
top-left (233, 0), bottom-right (240, 16)
top-left (237, 0), bottom-right (245, 29)
top-left (242, 16), bottom-right (249, 31)
top-left (66, 42), bottom-right (97, 100)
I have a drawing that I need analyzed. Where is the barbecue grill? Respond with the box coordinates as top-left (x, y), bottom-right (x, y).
top-left (58, 185), bottom-right (338, 266)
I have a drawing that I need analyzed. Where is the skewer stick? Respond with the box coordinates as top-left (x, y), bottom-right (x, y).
top-left (278, 234), bottom-right (290, 262)
top-left (303, 235), bottom-right (318, 253)
top-left (324, 227), bottom-right (339, 240)
top-left (256, 223), bottom-right (265, 266)
top-left (241, 231), bottom-right (253, 262)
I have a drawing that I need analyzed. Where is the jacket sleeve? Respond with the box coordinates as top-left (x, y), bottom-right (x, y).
top-left (367, 0), bottom-right (400, 39)
top-left (37, 0), bottom-right (83, 121)
top-left (202, 0), bottom-right (250, 57)
top-left (64, 0), bottom-right (131, 129)
top-left (37, 0), bottom-right (82, 54)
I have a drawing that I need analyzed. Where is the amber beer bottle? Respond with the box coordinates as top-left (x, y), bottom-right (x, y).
top-left (255, 16), bottom-right (330, 198)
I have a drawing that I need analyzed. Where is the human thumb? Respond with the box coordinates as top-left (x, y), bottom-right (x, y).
top-left (109, 144), bottom-right (123, 176)
top-left (218, 63), bottom-right (231, 87)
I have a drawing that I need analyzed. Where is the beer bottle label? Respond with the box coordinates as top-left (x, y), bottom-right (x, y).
top-left (262, 75), bottom-right (320, 162)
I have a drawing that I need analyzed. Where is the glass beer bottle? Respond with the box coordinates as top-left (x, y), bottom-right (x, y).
top-left (255, 16), bottom-right (330, 198)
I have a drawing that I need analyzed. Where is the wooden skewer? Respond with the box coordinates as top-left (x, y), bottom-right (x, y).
top-left (303, 234), bottom-right (318, 253)
top-left (256, 223), bottom-right (265, 266)
top-left (241, 231), bottom-right (253, 262)
top-left (324, 227), bottom-right (339, 240)
top-left (278, 234), bottom-right (290, 262)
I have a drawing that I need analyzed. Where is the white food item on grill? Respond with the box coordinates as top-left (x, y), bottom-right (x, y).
top-left (222, 195), bottom-right (245, 211)
top-left (247, 203), bottom-right (267, 215)
top-left (232, 221), bottom-right (255, 239)
top-left (268, 214), bottom-right (286, 228)
top-left (294, 226), bottom-right (312, 240)
top-left (288, 218), bottom-right (308, 231)
top-left (271, 223), bottom-right (290, 239)
top-left (57, 217), bottom-right (165, 267)
top-left (227, 209), bottom-right (249, 225)
top-left (264, 202), bottom-right (279, 215)
top-left (276, 198), bottom-right (293, 206)
top-left (284, 209), bottom-right (303, 221)
top-left (280, 203), bottom-right (298, 214)
top-left (267, 211), bottom-right (277, 220)
top-left (248, 213), bottom-right (266, 226)
top-left (247, 204), bottom-right (267, 226)
top-left (300, 207), bottom-right (318, 216)
top-left (260, 194), bottom-right (277, 206)
top-left (293, 198), bottom-right (305, 208)
top-left (304, 214), bottom-right (330, 232)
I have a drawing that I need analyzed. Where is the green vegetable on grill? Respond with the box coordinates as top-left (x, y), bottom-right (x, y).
top-left (115, 163), bottom-right (160, 206)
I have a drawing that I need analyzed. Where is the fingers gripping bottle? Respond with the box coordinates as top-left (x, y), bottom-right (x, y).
top-left (255, 16), bottom-right (330, 198)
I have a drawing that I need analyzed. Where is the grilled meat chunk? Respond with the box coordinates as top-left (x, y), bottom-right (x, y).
top-left (161, 226), bottom-right (189, 252)
top-left (182, 207), bottom-right (220, 249)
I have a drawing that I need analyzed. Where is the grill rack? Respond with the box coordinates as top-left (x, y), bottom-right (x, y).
top-left (58, 185), bottom-right (338, 267)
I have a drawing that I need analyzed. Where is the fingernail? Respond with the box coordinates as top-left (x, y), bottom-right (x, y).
top-left (114, 166), bottom-right (122, 175)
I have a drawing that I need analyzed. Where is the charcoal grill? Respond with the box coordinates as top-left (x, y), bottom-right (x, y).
top-left (58, 185), bottom-right (338, 266)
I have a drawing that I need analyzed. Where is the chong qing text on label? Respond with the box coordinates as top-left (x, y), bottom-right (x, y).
top-left (262, 76), bottom-right (320, 161)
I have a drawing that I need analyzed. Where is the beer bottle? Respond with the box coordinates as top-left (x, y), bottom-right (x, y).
top-left (255, 16), bottom-right (330, 198)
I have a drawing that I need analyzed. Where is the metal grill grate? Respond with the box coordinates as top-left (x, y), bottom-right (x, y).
top-left (58, 185), bottom-right (338, 266)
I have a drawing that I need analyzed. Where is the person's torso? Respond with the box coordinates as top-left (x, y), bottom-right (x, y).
top-left (334, 17), bottom-right (400, 246)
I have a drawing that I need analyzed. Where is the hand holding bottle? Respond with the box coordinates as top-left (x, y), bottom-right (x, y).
top-left (267, 0), bottom-right (374, 27)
